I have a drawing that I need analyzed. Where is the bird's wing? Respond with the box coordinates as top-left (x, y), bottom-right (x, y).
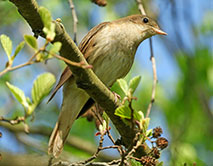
top-left (48, 22), bottom-right (109, 102)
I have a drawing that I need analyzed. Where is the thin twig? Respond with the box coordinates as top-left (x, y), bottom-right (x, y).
top-left (146, 38), bottom-right (157, 118)
top-left (0, 116), bottom-right (29, 133)
top-left (0, 116), bottom-right (25, 125)
top-left (0, 50), bottom-right (41, 77)
top-left (46, 50), bottom-right (92, 68)
top-left (106, 129), bottom-right (125, 157)
top-left (135, 0), bottom-right (158, 118)
top-left (0, 41), bottom-right (50, 77)
top-left (91, 106), bottom-right (125, 157)
top-left (126, 132), bottom-right (141, 157)
top-left (135, 0), bottom-right (146, 15)
top-left (68, 0), bottom-right (78, 44)
top-left (78, 134), bottom-right (105, 165)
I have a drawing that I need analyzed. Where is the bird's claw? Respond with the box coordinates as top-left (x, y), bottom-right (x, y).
top-left (112, 92), bottom-right (121, 103)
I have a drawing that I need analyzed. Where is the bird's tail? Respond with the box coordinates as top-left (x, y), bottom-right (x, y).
top-left (48, 79), bottom-right (89, 157)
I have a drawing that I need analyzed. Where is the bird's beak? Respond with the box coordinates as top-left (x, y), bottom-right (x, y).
top-left (152, 28), bottom-right (167, 35)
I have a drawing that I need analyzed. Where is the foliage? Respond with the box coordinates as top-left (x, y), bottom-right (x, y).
top-left (6, 72), bottom-right (56, 116)
top-left (0, 0), bottom-right (212, 166)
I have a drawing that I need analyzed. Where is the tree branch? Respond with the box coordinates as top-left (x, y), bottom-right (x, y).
top-left (135, 0), bottom-right (158, 118)
top-left (0, 121), bottom-right (116, 161)
top-left (9, 0), bottom-right (136, 150)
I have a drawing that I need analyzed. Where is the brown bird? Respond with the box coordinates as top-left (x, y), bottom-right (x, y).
top-left (48, 14), bottom-right (167, 157)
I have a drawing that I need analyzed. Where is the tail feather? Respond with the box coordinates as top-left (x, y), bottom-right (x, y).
top-left (48, 78), bottom-right (89, 157)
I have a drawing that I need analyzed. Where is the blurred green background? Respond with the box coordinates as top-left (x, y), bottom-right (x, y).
top-left (0, 0), bottom-right (212, 166)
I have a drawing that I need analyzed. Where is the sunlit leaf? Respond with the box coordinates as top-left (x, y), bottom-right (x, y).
top-left (102, 112), bottom-right (109, 126)
top-left (49, 42), bottom-right (62, 54)
top-left (129, 159), bottom-right (142, 166)
top-left (142, 118), bottom-right (150, 131)
top-left (134, 110), bottom-right (144, 122)
top-left (117, 79), bottom-right (128, 95)
top-left (38, 7), bottom-right (56, 41)
top-left (115, 105), bottom-right (132, 119)
top-left (6, 82), bottom-right (29, 109)
top-left (24, 35), bottom-right (38, 50)
top-left (38, 7), bottom-right (52, 29)
top-left (31, 73), bottom-right (56, 106)
top-left (0, 34), bottom-right (12, 62)
top-left (43, 24), bottom-right (56, 41)
top-left (146, 129), bottom-right (153, 137)
top-left (129, 75), bottom-right (141, 94)
top-left (12, 41), bottom-right (25, 60)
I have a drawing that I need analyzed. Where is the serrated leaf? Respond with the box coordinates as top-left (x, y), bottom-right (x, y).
top-left (24, 35), bottom-right (38, 50)
top-left (0, 34), bottom-right (12, 62)
top-left (117, 79), bottom-right (128, 95)
top-left (12, 41), bottom-right (25, 60)
top-left (129, 76), bottom-right (141, 94)
top-left (6, 82), bottom-right (29, 109)
top-left (115, 105), bottom-right (132, 119)
top-left (115, 105), bottom-right (141, 121)
top-left (49, 42), bottom-right (62, 54)
top-left (31, 73), bottom-right (56, 106)
top-left (134, 110), bottom-right (144, 122)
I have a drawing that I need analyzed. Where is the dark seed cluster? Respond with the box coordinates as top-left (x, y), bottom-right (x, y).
top-left (152, 127), bottom-right (163, 138)
top-left (133, 126), bottom-right (168, 166)
top-left (141, 156), bottom-right (156, 166)
top-left (156, 137), bottom-right (168, 150)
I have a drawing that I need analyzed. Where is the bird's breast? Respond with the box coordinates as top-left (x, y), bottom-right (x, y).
top-left (87, 33), bottom-right (137, 86)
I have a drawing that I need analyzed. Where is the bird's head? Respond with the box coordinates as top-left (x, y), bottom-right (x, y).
top-left (126, 15), bottom-right (167, 40)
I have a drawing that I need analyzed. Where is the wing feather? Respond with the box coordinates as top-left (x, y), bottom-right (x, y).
top-left (48, 22), bottom-right (109, 102)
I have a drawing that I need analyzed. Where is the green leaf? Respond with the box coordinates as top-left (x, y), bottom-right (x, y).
top-left (134, 110), bottom-right (144, 122)
top-left (12, 41), bottom-right (25, 60)
top-left (117, 79), bottom-right (128, 95)
top-left (146, 129), bottom-right (153, 137)
top-left (0, 34), bottom-right (12, 62)
top-left (142, 118), bottom-right (150, 131)
top-left (157, 161), bottom-right (164, 166)
top-left (38, 7), bottom-right (52, 30)
top-left (49, 42), bottom-right (62, 54)
top-left (6, 82), bottom-right (29, 109)
top-left (102, 112), bottom-right (109, 127)
top-left (31, 73), bottom-right (56, 106)
top-left (129, 76), bottom-right (141, 94)
top-left (99, 120), bottom-right (107, 135)
top-left (115, 105), bottom-right (132, 119)
top-left (43, 24), bottom-right (56, 41)
top-left (208, 66), bottom-right (213, 86)
top-left (115, 105), bottom-right (142, 121)
top-left (24, 35), bottom-right (38, 50)
top-left (38, 7), bottom-right (56, 41)
top-left (129, 159), bottom-right (142, 166)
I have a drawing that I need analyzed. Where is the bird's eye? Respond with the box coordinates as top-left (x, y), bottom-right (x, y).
top-left (143, 17), bottom-right (149, 23)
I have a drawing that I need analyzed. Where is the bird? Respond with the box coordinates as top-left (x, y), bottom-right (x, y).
top-left (48, 14), bottom-right (167, 157)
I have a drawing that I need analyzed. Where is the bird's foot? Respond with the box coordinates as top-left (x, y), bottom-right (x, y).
top-left (112, 91), bottom-right (121, 103)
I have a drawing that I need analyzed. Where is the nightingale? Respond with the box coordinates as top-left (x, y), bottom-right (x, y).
top-left (48, 14), bottom-right (167, 157)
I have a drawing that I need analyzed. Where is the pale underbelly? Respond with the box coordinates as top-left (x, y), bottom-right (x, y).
top-left (91, 52), bottom-right (134, 87)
